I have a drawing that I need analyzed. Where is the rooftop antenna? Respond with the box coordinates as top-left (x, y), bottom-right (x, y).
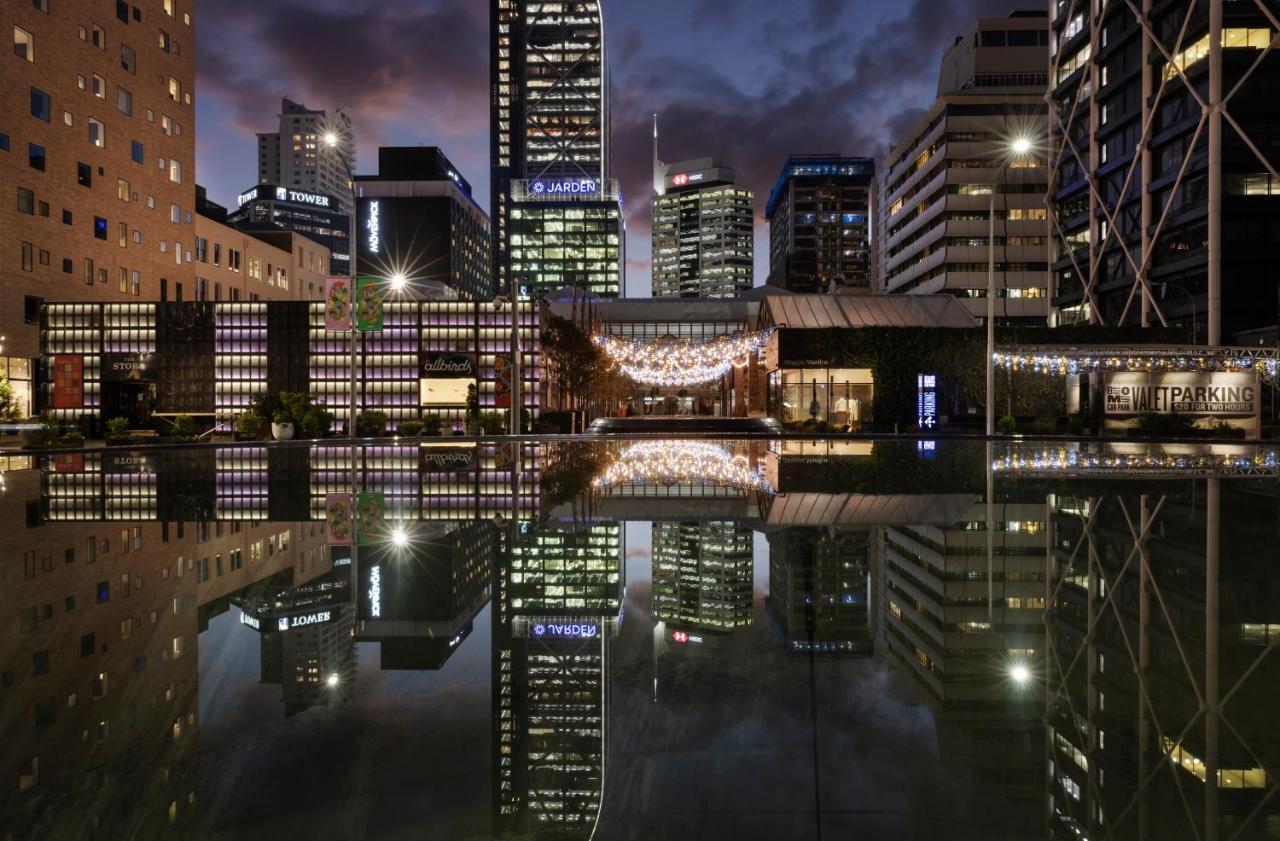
top-left (652, 113), bottom-right (666, 197)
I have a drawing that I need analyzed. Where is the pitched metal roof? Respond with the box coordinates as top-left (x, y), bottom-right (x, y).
top-left (759, 294), bottom-right (978, 330)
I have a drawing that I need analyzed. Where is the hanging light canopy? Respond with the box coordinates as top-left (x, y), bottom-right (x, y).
top-left (594, 330), bottom-right (772, 387)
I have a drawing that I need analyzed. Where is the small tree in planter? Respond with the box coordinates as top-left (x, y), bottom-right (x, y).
top-left (398, 419), bottom-right (424, 437)
top-left (171, 414), bottom-right (199, 443)
top-left (0, 373), bottom-right (20, 421)
top-left (422, 414), bottom-right (443, 436)
top-left (299, 405), bottom-right (335, 439)
top-left (465, 384), bottom-right (482, 435)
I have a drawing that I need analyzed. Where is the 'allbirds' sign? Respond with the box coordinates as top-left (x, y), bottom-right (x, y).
top-left (420, 353), bottom-right (476, 378)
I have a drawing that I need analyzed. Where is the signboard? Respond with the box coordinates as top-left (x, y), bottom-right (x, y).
top-left (102, 353), bottom-right (157, 382)
top-left (367, 564), bottom-right (383, 618)
top-left (354, 276), bottom-right (385, 332)
top-left (1103, 372), bottom-right (1259, 433)
top-left (104, 452), bottom-right (156, 474)
top-left (274, 187), bottom-right (331, 208)
top-left (324, 493), bottom-right (354, 545)
top-left (354, 491), bottom-right (386, 545)
top-left (51, 355), bottom-right (84, 409)
top-left (420, 353), bottom-right (476, 378)
top-left (276, 610), bottom-right (334, 631)
top-left (494, 354), bottom-right (513, 409)
top-left (529, 179), bottom-right (599, 196)
top-left (917, 374), bottom-right (938, 430)
top-left (419, 447), bottom-right (477, 472)
top-left (364, 199), bottom-right (382, 256)
top-left (324, 277), bottom-right (353, 332)
top-left (531, 622), bottom-right (599, 640)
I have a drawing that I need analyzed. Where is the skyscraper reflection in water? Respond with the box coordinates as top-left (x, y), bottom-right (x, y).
top-left (493, 519), bottom-right (622, 838)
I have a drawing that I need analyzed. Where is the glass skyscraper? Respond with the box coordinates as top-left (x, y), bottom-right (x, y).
top-left (491, 0), bottom-right (624, 300)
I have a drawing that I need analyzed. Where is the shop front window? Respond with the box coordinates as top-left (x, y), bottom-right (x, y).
top-left (771, 368), bottom-right (874, 428)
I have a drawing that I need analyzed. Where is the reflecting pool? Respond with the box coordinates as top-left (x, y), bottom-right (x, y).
top-left (2, 438), bottom-right (1279, 840)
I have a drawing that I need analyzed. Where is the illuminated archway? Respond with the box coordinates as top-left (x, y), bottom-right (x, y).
top-left (594, 330), bottom-right (772, 387)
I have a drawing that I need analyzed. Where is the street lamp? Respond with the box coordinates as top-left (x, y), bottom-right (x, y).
top-left (986, 136), bottom-right (1035, 437)
top-left (324, 124), bottom-right (360, 442)
top-left (1010, 663), bottom-right (1031, 686)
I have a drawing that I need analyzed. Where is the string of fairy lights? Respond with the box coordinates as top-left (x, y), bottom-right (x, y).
top-left (991, 445), bottom-right (1280, 476)
top-left (993, 349), bottom-right (1280, 382)
top-left (594, 330), bottom-right (773, 387)
top-left (592, 441), bottom-right (774, 494)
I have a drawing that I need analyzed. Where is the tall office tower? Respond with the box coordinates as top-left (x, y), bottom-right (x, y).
top-left (766, 528), bottom-right (873, 655)
top-left (878, 11), bottom-right (1050, 325)
top-left (355, 147), bottom-right (493, 300)
top-left (490, 0), bottom-right (624, 300)
top-left (256, 98), bottom-right (355, 217)
top-left (2, 0), bottom-right (198, 412)
top-left (652, 521), bottom-right (754, 631)
top-left (764, 155), bottom-right (874, 294)
top-left (651, 122), bottom-right (755, 298)
top-left (1048, 2), bottom-right (1280, 343)
top-left (492, 520), bottom-right (622, 837)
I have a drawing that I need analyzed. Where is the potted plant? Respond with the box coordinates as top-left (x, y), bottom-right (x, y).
top-left (299, 405), bottom-right (335, 439)
top-left (465, 384), bottom-right (482, 435)
top-left (423, 414), bottom-right (443, 436)
top-left (271, 409), bottom-right (295, 441)
top-left (399, 419), bottom-right (424, 437)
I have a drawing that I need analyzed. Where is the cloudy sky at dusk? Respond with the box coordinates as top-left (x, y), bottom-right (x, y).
top-left (195, 0), bottom-right (1023, 294)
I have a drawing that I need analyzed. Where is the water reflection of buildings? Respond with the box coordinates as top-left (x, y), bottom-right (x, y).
top-left (652, 521), bottom-right (753, 632)
top-left (356, 521), bottom-right (495, 670)
top-left (493, 520), bottom-right (622, 839)
top-left (0, 463), bottom-right (329, 838)
top-left (1044, 481), bottom-right (1280, 840)
top-left (877, 497), bottom-right (1047, 817)
top-left (766, 528), bottom-right (873, 655)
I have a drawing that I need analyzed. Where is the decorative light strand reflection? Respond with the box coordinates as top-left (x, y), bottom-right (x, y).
top-left (592, 441), bottom-right (774, 493)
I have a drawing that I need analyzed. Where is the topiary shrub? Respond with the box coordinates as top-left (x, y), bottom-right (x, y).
top-left (422, 414), bottom-right (443, 436)
top-left (171, 413), bottom-right (199, 443)
top-left (996, 415), bottom-right (1017, 435)
top-left (398, 420), bottom-right (424, 437)
top-left (481, 411), bottom-right (506, 435)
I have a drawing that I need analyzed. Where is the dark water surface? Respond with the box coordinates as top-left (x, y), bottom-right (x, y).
top-left (3, 438), bottom-right (1278, 841)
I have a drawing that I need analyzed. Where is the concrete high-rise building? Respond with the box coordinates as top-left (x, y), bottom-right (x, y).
top-left (651, 122), bottom-right (754, 298)
top-left (354, 147), bottom-right (493, 300)
top-left (878, 11), bottom-right (1051, 325)
top-left (490, 0), bottom-right (623, 299)
top-left (766, 528), bottom-right (873, 655)
top-left (1048, 2), bottom-right (1280, 343)
top-left (765, 155), bottom-right (874, 294)
top-left (652, 521), bottom-right (754, 631)
top-left (256, 98), bottom-right (355, 217)
top-left (1, 0), bottom-right (198, 412)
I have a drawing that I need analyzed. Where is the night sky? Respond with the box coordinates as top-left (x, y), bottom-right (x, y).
top-left (195, 0), bottom-right (1024, 294)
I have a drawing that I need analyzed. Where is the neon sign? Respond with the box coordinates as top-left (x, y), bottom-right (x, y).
top-left (672, 174), bottom-right (689, 187)
top-left (365, 200), bottom-right (381, 254)
top-left (530, 179), bottom-right (598, 196)
top-left (531, 622), bottom-right (599, 639)
top-left (368, 565), bottom-right (382, 618)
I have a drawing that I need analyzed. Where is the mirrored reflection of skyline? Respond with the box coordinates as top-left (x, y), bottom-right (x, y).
top-left (2, 440), bottom-right (1279, 839)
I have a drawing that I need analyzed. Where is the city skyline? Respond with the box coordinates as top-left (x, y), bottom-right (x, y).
top-left (194, 0), bottom-right (1024, 294)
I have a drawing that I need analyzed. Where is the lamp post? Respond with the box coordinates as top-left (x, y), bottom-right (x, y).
top-left (324, 127), bottom-right (361, 443)
top-left (986, 136), bottom-right (1034, 437)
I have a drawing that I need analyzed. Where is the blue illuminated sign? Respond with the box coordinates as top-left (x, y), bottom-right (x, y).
top-left (531, 622), bottom-right (599, 639)
top-left (530, 179), bottom-right (598, 196)
top-left (917, 373), bottom-right (938, 430)
top-left (841, 213), bottom-right (865, 224)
